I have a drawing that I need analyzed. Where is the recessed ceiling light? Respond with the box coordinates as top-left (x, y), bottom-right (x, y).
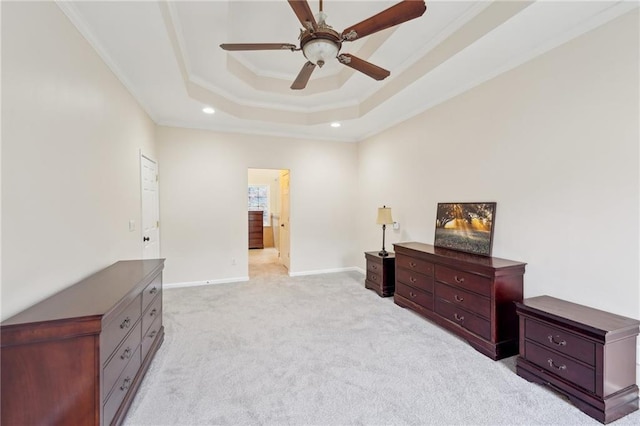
top-left (202, 107), bottom-right (215, 114)
top-left (330, 122), bottom-right (341, 128)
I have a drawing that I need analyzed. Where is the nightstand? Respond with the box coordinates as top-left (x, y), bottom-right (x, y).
top-left (364, 252), bottom-right (395, 297)
top-left (516, 295), bottom-right (640, 424)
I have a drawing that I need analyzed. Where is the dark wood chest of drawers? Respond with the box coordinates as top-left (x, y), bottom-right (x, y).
top-left (516, 296), bottom-right (640, 424)
top-left (393, 242), bottom-right (526, 360)
top-left (1, 259), bottom-right (165, 425)
top-left (249, 210), bottom-right (264, 249)
top-left (364, 252), bottom-right (395, 297)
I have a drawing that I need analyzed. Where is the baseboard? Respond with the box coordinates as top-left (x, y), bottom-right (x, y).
top-left (164, 276), bottom-right (249, 289)
top-left (289, 266), bottom-right (362, 277)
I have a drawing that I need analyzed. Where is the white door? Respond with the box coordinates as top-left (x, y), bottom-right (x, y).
top-left (141, 154), bottom-right (160, 259)
top-left (279, 170), bottom-right (290, 270)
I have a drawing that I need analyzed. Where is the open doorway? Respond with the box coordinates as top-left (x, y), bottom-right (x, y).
top-left (248, 168), bottom-right (289, 278)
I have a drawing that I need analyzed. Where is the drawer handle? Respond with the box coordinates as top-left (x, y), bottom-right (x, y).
top-left (547, 335), bottom-right (567, 347)
top-left (547, 359), bottom-right (567, 371)
top-left (119, 317), bottom-right (131, 329)
top-left (120, 347), bottom-right (132, 360)
top-left (148, 330), bottom-right (158, 339)
top-left (409, 291), bottom-right (417, 298)
top-left (409, 276), bottom-right (417, 283)
top-left (372, 265), bottom-right (378, 270)
top-left (149, 308), bottom-right (158, 317)
top-left (149, 286), bottom-right (158, 295)
top-left (409, 262), bottom-right (417, 268)
top-left (454, 295), bottom-right (464, 302)
top-left (454, 313), bottom-right (464, 322)
top-left (120, 377), bottom-right (132, 391)
top-left (454, 275), bottom-right (465, 283)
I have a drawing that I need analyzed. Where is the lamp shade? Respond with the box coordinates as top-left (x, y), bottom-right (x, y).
top-left (302, 39), bottom-right (339, 67)
top-left (376, 206), bottom-right (393, 225)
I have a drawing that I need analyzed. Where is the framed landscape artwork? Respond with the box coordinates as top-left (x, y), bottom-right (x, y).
top-left (434, 202), bottom-right (496, 256)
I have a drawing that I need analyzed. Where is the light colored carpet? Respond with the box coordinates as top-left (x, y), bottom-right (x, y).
top-left (124, 256), bottom-right (639, 425)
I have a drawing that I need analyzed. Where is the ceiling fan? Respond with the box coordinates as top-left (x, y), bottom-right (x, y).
top-left (220, 0), bottom-right (427, 90)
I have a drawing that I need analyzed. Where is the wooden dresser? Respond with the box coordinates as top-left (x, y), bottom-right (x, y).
top-left (393, 242), bottom-right (526, 360)
top-left (248, 210), bottom-right (264, 249)
top-left (364, 252), bottom-right (395, 297)
top-left (1, 259), bottom-right (165, 425)
top-left (516, 296), bottom-right (639, 424)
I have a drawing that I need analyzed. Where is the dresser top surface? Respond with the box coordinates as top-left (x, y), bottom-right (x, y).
top-left (2, 259), bottom-right (165, 326)
top-left (393, 242), bottom-right (526, 269)
top-left (518, 295), bottom-right (640, 333)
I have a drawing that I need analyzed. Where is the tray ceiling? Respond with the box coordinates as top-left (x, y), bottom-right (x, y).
top-left (58, 1), bottom-right (637, 142)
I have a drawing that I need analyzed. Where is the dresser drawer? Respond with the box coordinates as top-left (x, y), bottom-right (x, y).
top-left (435, 266), bottom-right (490, 297)
top-left (435, 298), bottom-right (491, 340)
top-left (101, 295), bottom-right (142, 361)
top-left (142, 293), bottom-right (162, 335)
top-left (103, 321), bottom-right (141, 397)
top-left (396, 267), bottom-right (433, 293)
top-left (396, 255), bottom-right (433, 276)
top-left (103, 347), bottom-right (142, 426)
top-left (524, 341), bottom-right (595, 393)
top-left (142, 276), bottom-right (161, 313)
top-left (524, 318), bottom-right (595, 366)
top-left (435, 282), bottom-right (490, 319)
top-left (396, 282), bottom-right (433, 310)
top-left (142, 315), bottom-right (162, 361)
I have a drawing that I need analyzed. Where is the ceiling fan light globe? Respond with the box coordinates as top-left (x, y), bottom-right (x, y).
top-left (303, 39), bottom-right (338, 67)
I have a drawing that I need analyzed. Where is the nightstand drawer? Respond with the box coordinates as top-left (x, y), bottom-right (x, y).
top-left (396, 267), bottom-right (433, 293)
top-left (524, 341), bottom-right (595, 393)
top-left (366, 270), bottom-right (382, 286)
top-left (435, 282), bottom-right (490, 319)
top-left (435, 298), bottom-right (490, 340)
top-left (367, 259), bottom-right (383, 274)
top-left (435, 266), bottom-right (490, 297)
top-left (525, 318), bottom-right (595, 366)
top-left (396, 282), bottom-right (433, 310)
top-left (396, 255), bottom-right (433, 276)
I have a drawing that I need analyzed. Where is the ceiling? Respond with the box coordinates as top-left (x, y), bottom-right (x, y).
top-left (58, 1), bottom-right (637, 142)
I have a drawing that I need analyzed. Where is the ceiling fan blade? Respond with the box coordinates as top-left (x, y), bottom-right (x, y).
top-left (291, 61), bottom-right (316, 90)
top-left (288, 0), bottom-right (318, 31)
top-left (337, 54), bottom-right (390, 81)
top-left (341, 0), bottom-right (427, 42)
top-left (220, 43), bottom-right (297, 51)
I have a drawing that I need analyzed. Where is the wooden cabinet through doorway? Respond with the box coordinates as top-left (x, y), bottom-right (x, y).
top-left (249, 211), bottom-right (264, 249)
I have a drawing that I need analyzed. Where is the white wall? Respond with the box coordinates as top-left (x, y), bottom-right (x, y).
top-left (357, 10), bottom-right (639, 319)
top-left (157, 126), bottom-right (358, 284)
top-left (1, 2), bottom-right (156, 320)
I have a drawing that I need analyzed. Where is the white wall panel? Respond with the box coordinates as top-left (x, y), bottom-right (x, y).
top-left (1, 2), bottom-right (156, 320)
top-left (357, 10), bottom-right (639, 319)
top-left (156, 127), bottom-right (358, 284)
